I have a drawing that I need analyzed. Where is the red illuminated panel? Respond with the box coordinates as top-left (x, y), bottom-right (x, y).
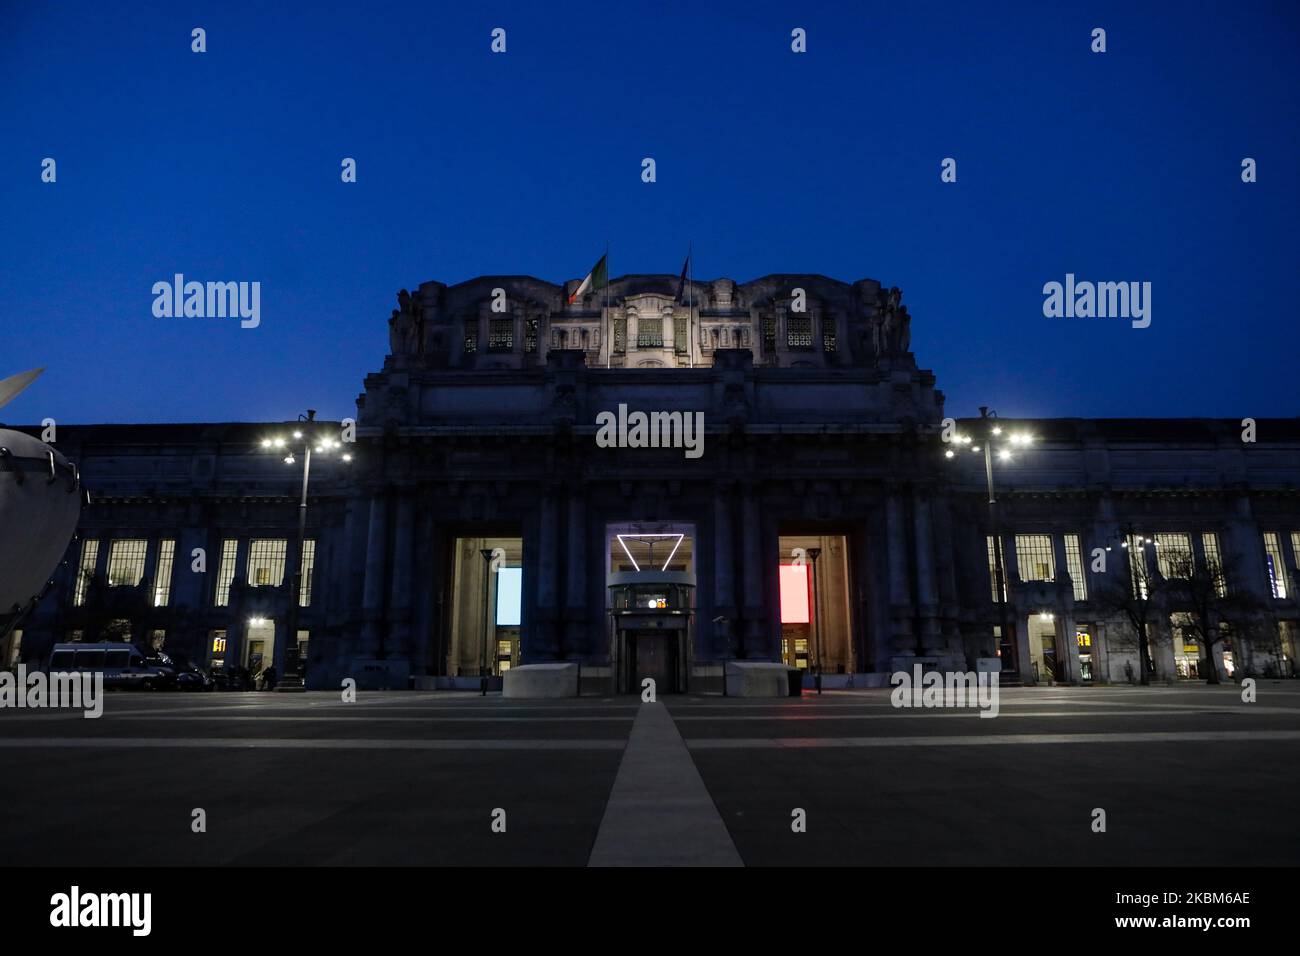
top-left (779, 565), bottom-right (810, 624)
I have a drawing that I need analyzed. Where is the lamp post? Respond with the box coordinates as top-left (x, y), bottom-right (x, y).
top-left (479, 548), bottom-right (495, 696)
top-left (259, 411), bottom-right (352, 687)
top-left (806, 547), bottom-right (822, 695)
top-left (945, 408), bottom-right (1034, 682)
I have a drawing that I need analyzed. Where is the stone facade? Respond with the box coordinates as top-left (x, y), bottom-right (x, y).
top-left (8, 274), bottom-right (1300, 689)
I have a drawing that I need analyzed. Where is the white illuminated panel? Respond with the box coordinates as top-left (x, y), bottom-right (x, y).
top-left (495, 567), bottom-right (522, 626)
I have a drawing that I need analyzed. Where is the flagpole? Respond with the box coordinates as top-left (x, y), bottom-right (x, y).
top-left (605, 240), bottom-right (611, 369)
top-left (687, 241), bottom-right (694, 368)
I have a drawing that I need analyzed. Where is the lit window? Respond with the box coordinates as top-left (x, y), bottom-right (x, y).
top-left (986, 536), bottom-right (1007, 601)
top-left (299, 539), bottom-right (316, 607)
top-left (1202, 533), bottom-right (1228, 597)
top-left (488, 317), bottom-right (513, 351)
top-left (247, 539), bottom-right (287, 587)
top-left (1064, 534), bottom-right (1087, 601)
top-left (107, 540), bottom-right (148, 587)
top-left (787, 316), bottom-right (812, 348)
top-left (1155, 533), bottom-right (1194, 579)
top-left (1128, 535), bottom-right (1150, 599)
top-left (215, 539), bottom-right (238, 606)
top-left (637, 316), bottom-right (663, 348)
top-left (1015, 535), bottom-right (1055, 582)
top-left (1263, 533), bottom-right (1288, 599)
top-left (153, 539), bottom-right (176, 606)
top-left (73, 539), bottom-right (98, 606)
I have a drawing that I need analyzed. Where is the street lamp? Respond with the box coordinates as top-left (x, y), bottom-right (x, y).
top-left (258, 410), bottom-right (352, 687)
top-left (945, 407), bottom-right (1035, 680)
top-left (806, 547), bottom-right (823, 695)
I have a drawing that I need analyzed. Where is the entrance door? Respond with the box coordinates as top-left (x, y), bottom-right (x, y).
top-left (628, 630), bottom-right (677, 694)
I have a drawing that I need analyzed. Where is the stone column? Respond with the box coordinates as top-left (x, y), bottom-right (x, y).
top-left (360, 492), bottom-right (388, 659)
top-left (536, 488), bottom-right (559, 657)
top-left (884, 488), bottom-right (913, 660)
top-left (912, 490), bottom-right (942, 658)
top-left (714, 484), bottom-right (735, 656)
top-left (741, 485), bottom-right (765, 658)
top-left (565, 486), bottom-right (587, 655)
top-left (388, 494), bottom-right (415, 660)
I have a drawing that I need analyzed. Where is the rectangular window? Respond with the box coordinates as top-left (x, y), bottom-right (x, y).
top-left (761, 315), bottom-right (776, 353)
top-left (1203, 532), bottom-right (1228, 597)
top-left (1015, 534), bottom-right (1055, 582)
top-left (107, 539), bottom-right (148, 587)
top-left (523, 318), bottom-right (537, 353)
top-left (637, 316), bottom-right (663, 348)
top-left (613, 317), bottom-right (626, 353)
top-left (674, 315), bottom-right (687, 354)
top-left (153, 539), bottom-right (176, 606)
top-left (822, 322), bottom-right (837, 352)
top-left (1263, 533), bottom-right (1288, 599)
top-left (1127, 534), bottom-right (1149, 599)
top-left (73, 539), bottom-right (98, 606)
top-left (487, 317), bottom-right (513, 351)
top-left (1064, 534), bottom-right (1087, 601)
top-left (986, 535), bottom-right (1008, 601)
top-left (215, 539), bottom-right (238, 607)
top-left (787, 316), bottom-right (812, 348)
top-left (247, 539), bottom-right (288, 587)
top-left (464, 327), bottom-right (478, 353)
top-left (1155, 533), bottom-right (1194, 579)
top-left (299, 539), bottom-right (316, 607)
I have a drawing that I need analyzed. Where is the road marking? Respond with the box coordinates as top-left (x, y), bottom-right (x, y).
top-left (589, 703), bottom-right (743, 867)
top-left (105, 715), bottom-right (636, 723)
top-left (0, 737), bottom-right (625, 751)
top-left (686, 729), bottom-right (1300, 749)
top-left (671, 707), bottom-right (1299, 720)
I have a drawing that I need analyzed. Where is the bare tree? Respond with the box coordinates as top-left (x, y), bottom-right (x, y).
top-left (1159, 550), bottom-right (1262, 684)
top-left (1092, 539), bottom-right (1165, 685)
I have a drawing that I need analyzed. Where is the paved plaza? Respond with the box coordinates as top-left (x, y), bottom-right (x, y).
top-left (2, 683), bottom-right (1298, 866)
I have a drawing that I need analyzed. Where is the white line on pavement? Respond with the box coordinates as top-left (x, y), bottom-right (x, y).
top-left (685, 729), bottom-right (1300, 749)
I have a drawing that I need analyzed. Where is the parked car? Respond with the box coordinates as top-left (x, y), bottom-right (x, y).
top-left (47, 642), bottom-right (166, 690)
top-left (142, 650), bottom-right (215, 691)
top-left (210, 665), bottom-right (251, 691)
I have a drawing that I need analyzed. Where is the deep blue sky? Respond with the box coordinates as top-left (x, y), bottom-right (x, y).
top-left (2, 1), bottom-right (1297, 425)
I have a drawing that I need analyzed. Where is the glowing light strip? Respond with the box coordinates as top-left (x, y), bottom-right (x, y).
top-left (615, 533), bottom-right (686, 573)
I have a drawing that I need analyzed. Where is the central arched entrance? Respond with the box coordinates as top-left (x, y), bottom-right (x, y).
top-left (606, 526), bottom-right (696, 694)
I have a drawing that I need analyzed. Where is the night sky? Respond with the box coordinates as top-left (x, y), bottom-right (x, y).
top-left (2, 0), bottom-right (1297, 425)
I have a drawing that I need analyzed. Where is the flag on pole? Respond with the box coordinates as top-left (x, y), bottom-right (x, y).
top-left (674, 251), bottom-right (691, 303)
top-left (0, 367), bottom-right (43, 410)
top-left (569, 253), bottom-right (608, 304)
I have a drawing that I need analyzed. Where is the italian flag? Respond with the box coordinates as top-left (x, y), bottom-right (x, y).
top-left (569, 253), bottom-right (608, 303)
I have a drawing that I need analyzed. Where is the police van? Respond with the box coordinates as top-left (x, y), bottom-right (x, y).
top-left (46, 643), bottom-right (166, 690)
